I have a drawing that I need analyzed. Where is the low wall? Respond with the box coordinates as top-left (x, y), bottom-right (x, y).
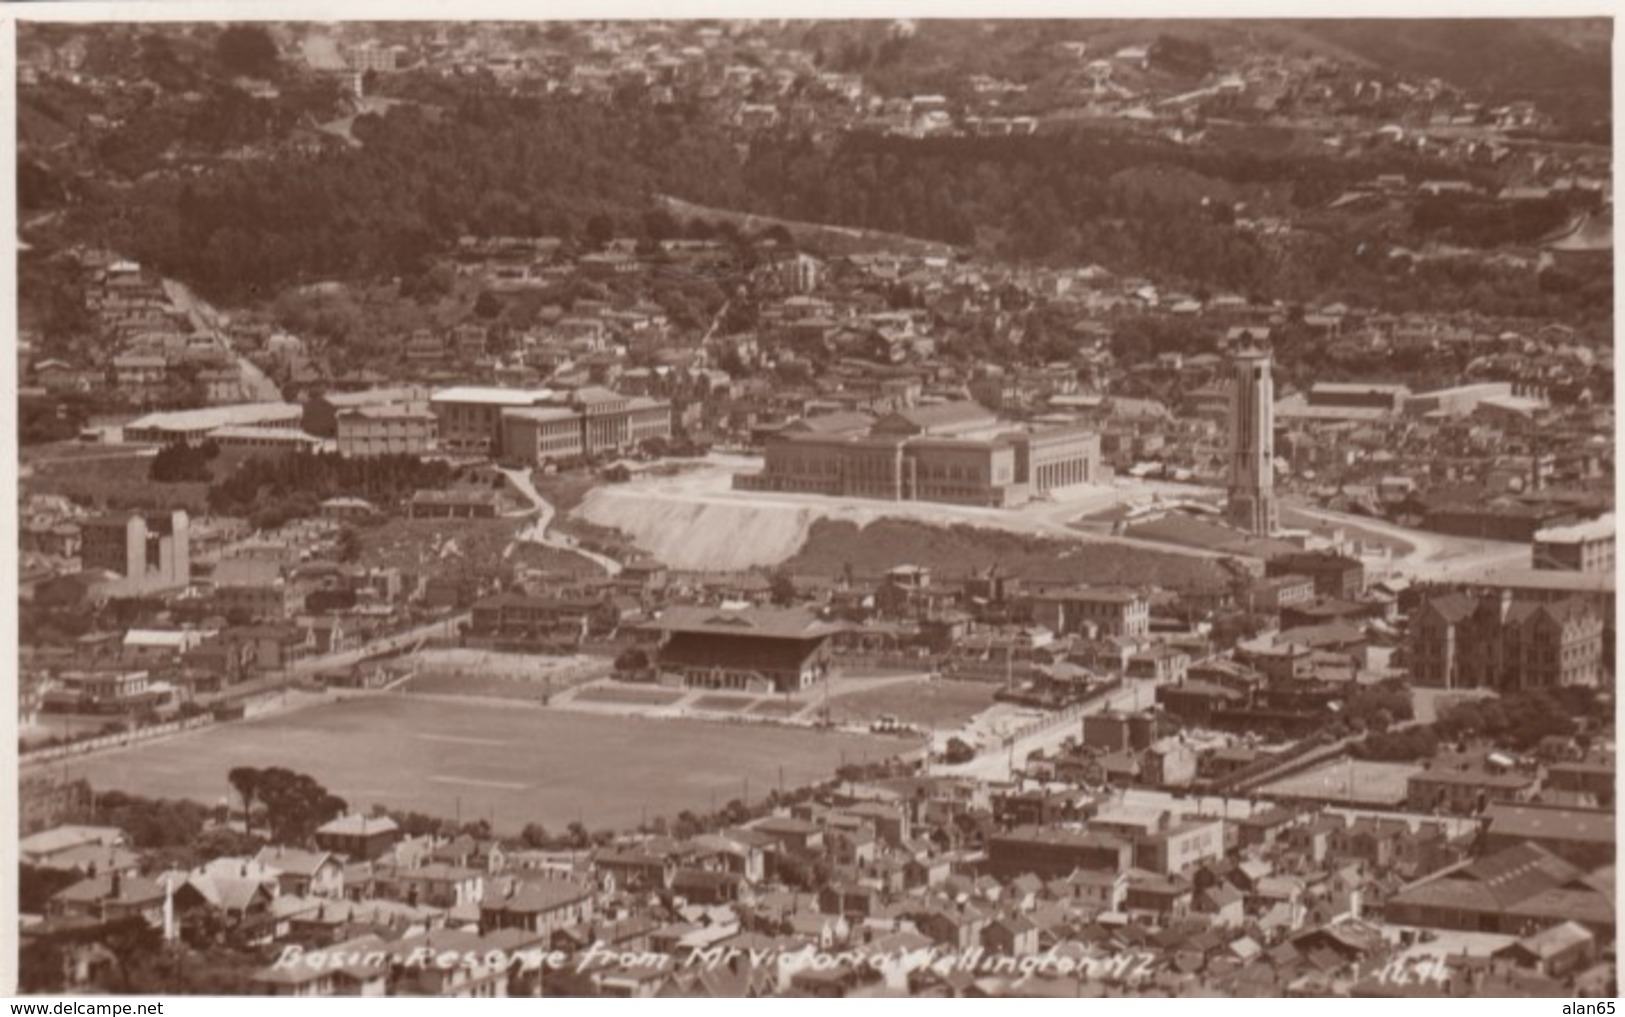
top-left (21, 714), bottom-right (217, 766)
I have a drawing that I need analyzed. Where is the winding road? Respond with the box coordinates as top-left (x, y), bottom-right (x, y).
top-left (498, 466), bottom-right (624, 576)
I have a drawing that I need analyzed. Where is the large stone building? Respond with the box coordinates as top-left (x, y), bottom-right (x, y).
top-left (735, 402), bottom-right (1101, 508)
top-left (500, 388), bottom-right (671, 464)
top-left (1409, 591), bottom-right (1605, 691)
top-left (1226, 351), bottom-right (1278, 535)
top-left (429, 387), bottom-right (556, 454)
top-left (429, 386), bottom-right (671, 460)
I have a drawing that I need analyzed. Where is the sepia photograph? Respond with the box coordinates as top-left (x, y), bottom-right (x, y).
top-left (6, 9), bottom-right (1618, 999)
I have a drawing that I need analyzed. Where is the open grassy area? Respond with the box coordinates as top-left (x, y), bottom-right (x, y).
top-left (23, 447), bottom-right (211, 513)
top-left (785, 519), bottom-right (1232, 592)
top-left (823, 677), bottom-right (1000, 731)
top-left (1125, 514), bottom-right (1300, 558)
top-left (400, 673), bottom-right (558, 702)
top-left (570, 686), bottom-right (685, 707)
top-left (46, 696), bottom-right (901, 834)
top-left (691, 695), bottom-right (756, 713)
top-left (531, 470), bottom-right (600, 516)
top-left (508, 540), bottom-right (607, 577)
top-left (750, 700), bottom-right (805, 717)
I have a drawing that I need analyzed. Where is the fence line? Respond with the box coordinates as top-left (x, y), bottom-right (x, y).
top-left (22, 714), bottom-right (217, 765)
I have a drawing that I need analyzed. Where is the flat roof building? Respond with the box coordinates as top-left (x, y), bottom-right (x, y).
top-left (1533, 514), bottom-right (1615, 574)
top-left (737, 404), bottom-right (1100, 509)
top-left (429, 387), bottom-right (555, 454)
top-left (124, 403), bottom-right (302, 445)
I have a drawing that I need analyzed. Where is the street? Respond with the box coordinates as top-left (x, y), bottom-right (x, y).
top-left (934, 678), bottom-right (1159, 782)
top-left (163, 278), bottom-right (285, 404)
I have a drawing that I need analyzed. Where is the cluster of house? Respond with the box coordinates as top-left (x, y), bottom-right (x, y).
top-left (20, 754), bottom-right (1616, 997)
top-left (22, 196), bottom-right (1611, 540)
top-left (21, 254), bottom-right (242, 408)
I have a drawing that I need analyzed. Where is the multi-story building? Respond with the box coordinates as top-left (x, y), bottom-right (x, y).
top-left (432, 386), bottom-right (671, 459)
top-left (1028, 586), bottom-right (1150, 639)
top-left (736, 403), bottom-right (1100, 508)
top-left (336, 406), bottom-right (438, 458)
top-left (987, 827), bottom-right (1133, 879)
top-left (430, 387), bottom-right (556, 454)
top-left (111, 354), bottom-right (169, 404)
top-left (1134, 818), bottom-right (1226, 875)
top-left (1406, 761), bottom-right (1538, 813)
top-left (499, 388), bottom-right (671, 464)
top-left (1532, 514), bottom-right (1615, 573)
top-left (1266, 551), bottom-right (1365, 600)
top-left (303, 386), bottom-right (429, 437)
top-left (1410, 591), bottom-right (1605, 690)
top-left (650, 605), bottom-right (842, 694)
top-left (79, 510), bottom-right (191, 596)
top-left (43, 670), bottom-right (160, 714)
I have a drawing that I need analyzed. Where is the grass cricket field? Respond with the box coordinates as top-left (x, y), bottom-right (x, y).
top-left (46, 695), bottom-right (906, 834)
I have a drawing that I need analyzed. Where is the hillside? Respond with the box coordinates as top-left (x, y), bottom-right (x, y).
top-left (783, 19), bottom-right (1610, 113)
top-left (785, 519), bottom-right (1233, 591)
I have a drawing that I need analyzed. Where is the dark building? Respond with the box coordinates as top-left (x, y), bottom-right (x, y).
top-left (986, 826), bottom-right (1133, 879)
top-left (1265, 551), bottom-right (1364, 600)
top-left (650, 606), bottom-right (842, 694)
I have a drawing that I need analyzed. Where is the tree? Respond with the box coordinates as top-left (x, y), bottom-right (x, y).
top-left (520, 823), bottom-right (549, 849)
top-left (254, 767), bottom-right (346, 844)
top-left (19, 865), bottom-right (82, 915)
top-left (473, 290), bottom-right (503, 320)
top-left (334, 526), bottom-right (362, 564)
top-left (100, 915), bottom-right (163, 992)
top-left (227, 766), bottom-right (263, 832)
top-left (584, 214), bottom-right (615, 251)
top-left (769, 570), bottom-right (798, 606)
top-left (214, 25), bottom-right (281, 80)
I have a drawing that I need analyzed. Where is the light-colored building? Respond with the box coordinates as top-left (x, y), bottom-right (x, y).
top-left (210, 427), bottom-right (325, 454)
top-left (335, 406), bottom-right (438, 458)
top-left (79, 510), bottom-right (190, 595)
top-left (429, 387), bottom-right (555, 454)
top-left (1533, 514), bottom-right (1615, 574)
top-left (1029, 585), bottom-right (1150, 639)
top-left (303, 386), bottom-right (429, 436)
top-left (123, 403), bottom-right (302, 445)
top-left (737, 403), bottom-right (1100, 508)
top-left (1226, 351), bottom-right (1277, 535)
top-left (499, 388), bottom-right (672, 464)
